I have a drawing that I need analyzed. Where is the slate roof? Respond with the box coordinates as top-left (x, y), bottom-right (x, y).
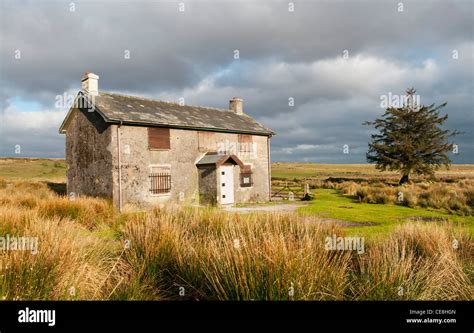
top-left (196, 153), bottom-right (244, 168)
top-left (59, 91), bottom-right (274, 136)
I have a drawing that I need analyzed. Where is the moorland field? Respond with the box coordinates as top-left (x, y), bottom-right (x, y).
top-left (0, 158), bottom-right (472, 300)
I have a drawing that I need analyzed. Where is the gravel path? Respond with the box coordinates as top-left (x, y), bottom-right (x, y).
top-left (222, 203), bottom-right (379, 227)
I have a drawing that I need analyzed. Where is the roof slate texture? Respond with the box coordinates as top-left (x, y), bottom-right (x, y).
top-left (87, 92), bottom-right (274, 136)
top-left (196, 153), bottom-right (244, 167)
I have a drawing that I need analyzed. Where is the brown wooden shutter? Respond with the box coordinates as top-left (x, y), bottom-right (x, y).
top-left (198, 131), bottom-right (216, 151)
top-left (148, 127), bottom-right (170, 149)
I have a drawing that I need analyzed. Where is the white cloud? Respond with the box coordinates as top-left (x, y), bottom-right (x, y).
top-left (280, 144), bottom-right (321, 154)
top-left (3, 106), bottom-right (65, 132)
top-left (1, 105), bottom-right (66, 157)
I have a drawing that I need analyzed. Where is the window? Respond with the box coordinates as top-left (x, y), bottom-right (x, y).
top-left (148, 127), bottom-right (170, 150)
top-left (238, 134), bottom-right (253, 153)
top-left (240, 173), bottom-right (252, 187)
top-left (240, 165), bottom-right (253, 188)
top-left (198, 131), bottom-right (216, 152)
top-left (149, 166), bottom-right (171, 194)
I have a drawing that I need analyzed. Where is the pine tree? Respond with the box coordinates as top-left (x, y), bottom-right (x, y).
top-left (365, 88), bottom-right (461, 185)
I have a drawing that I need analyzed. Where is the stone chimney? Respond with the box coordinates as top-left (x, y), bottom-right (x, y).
top-left (81, 72), bottom-right (99, 96)
top-left (229, 97), bottom-right (244, 115)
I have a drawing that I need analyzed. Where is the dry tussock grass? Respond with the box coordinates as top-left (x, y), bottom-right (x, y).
top-left (0, 179), bottom-right (472, 300)
top-left (333, 180), bottom-right (474, 215)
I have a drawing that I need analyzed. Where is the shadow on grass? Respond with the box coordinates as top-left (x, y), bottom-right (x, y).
top-left (347, 195), bottom-right (362, 203)
top-left (46, 182), bottom-right (67, 196)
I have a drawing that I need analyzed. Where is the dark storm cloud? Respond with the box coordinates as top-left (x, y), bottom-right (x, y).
top-left (0, 0), bottom-right (472, 162)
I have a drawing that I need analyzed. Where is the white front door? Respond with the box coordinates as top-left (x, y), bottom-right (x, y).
top-left (219, 165), bottom-right (234, 205)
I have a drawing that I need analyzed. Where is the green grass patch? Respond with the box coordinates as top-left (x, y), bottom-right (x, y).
top-left (0, 158), bottom-right (66, 181)
top-left (299, 189), bottom-right (474, 239)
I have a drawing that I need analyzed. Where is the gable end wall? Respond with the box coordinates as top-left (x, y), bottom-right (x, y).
top-left (65, 108), bottom-right (113, 198)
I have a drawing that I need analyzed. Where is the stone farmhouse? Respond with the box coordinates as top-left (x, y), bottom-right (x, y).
top-left (59, 72), bottom-right (275, 209)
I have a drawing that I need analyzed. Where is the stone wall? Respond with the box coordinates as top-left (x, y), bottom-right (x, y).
top-left (233, 134), bottom-right (270, 203)
top-left (110, 126), bottom-right (200, 207)
top-left (110, 126), bottom-right (271, 207)
top-left (65, 108), bottom-right (113, 198)
top-left (198, 166), bottom-right (217, 205)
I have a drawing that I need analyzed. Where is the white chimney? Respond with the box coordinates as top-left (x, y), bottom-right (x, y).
top-left (81, 72), bottom-right (99, 96)
top-left (229, 97), bottom-right (243, 115)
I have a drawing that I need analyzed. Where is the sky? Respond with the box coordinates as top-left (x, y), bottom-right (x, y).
top-left (0, 0), bottom-right (473, 163)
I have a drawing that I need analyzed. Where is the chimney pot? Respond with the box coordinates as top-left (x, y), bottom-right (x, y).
top-left (81, 72), bottom-right (99, 96)
top-left (229, 97), bottom-right (244, 115)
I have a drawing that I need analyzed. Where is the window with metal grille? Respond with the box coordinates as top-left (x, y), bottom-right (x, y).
top-left (149, 166), bottom-right (171, 194)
